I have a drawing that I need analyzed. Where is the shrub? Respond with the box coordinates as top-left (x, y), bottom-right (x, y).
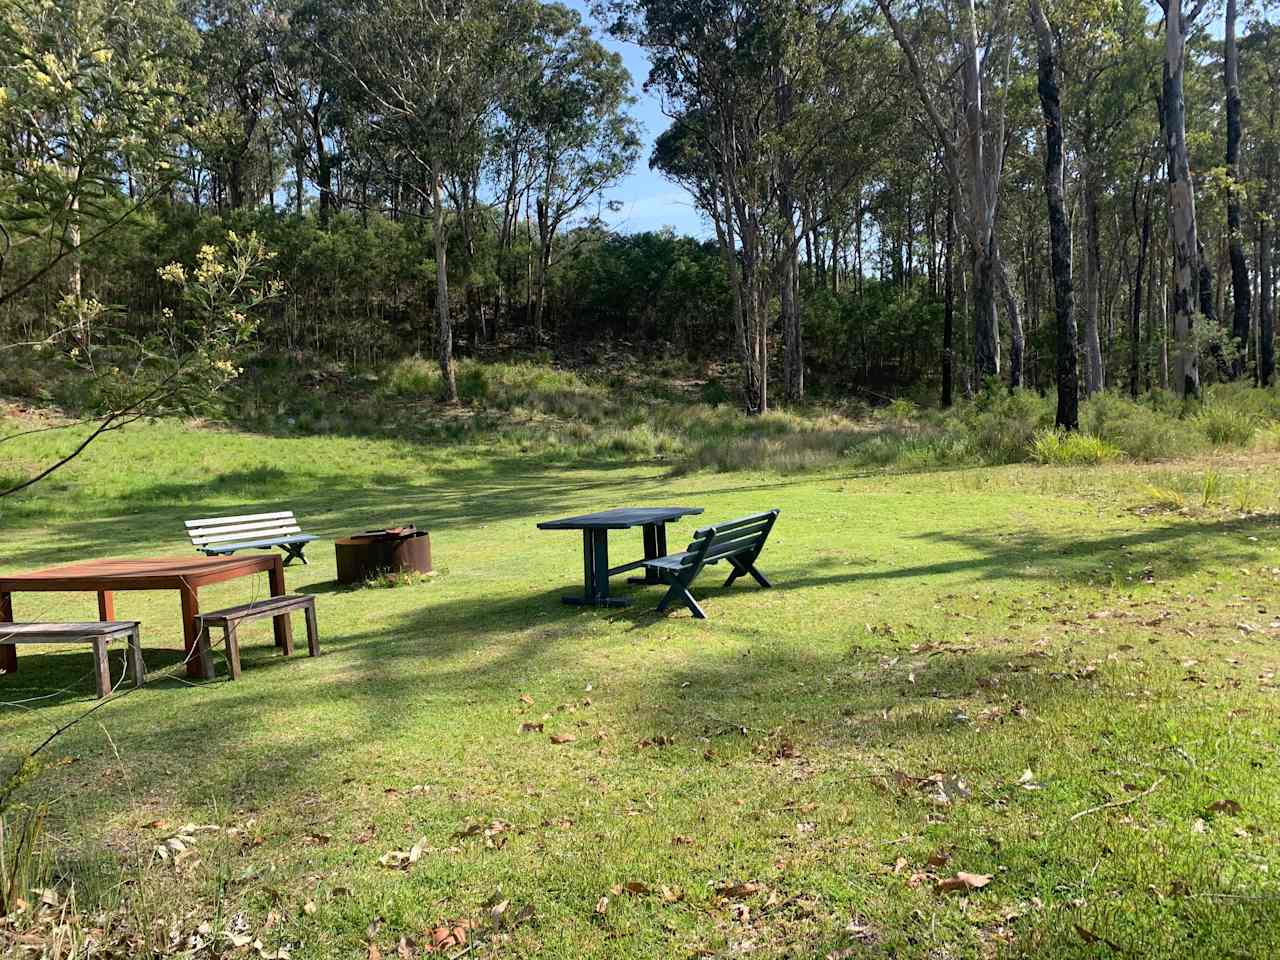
top-left (1195, 405), bottom-right (1258, 447)
top-left (1081, 393), bottom-right (1204, 461)
top-left (1029, 429), bottom-right (1121, 465)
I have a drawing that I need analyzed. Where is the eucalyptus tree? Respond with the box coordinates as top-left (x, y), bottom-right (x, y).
top-left (1028, 0), bottom-right (1079, 429)
top-left (876, 0), bottom-right (1021, 387)
top-left (182, 0), bottom-right (276, 210)
top-left (609, 0), bottom-right (887, 410)
top-left (322, 0), bottom-right (535, 402)
top-left (1158, 0), bottom-right (1212, 397)
top-left (1223, 0), bottom-right (1251, 376)
top-left (1054, 0), bottom-right (1152, 396)
top-left (263, 0), bottom-right (343, 222)
top-left (519, 6), bottom-right (639, 341)
top-left (1241, 18), bottom-right (1277, 385)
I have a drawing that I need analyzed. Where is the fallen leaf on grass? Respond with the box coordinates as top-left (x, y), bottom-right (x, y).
top-left (1205, 799), bottom-right (1242, 816)
top-left (935, 872), bottom-right (992, 894)
top-left (671, 835), bottom-right (695, 846)
top-left (377, 838), bottom-right (427, 869)
top-left (660, 885), bottom-right (684, 903)
top-left (715, 881), bottom-right (763, 899)
top-left (302, 901), bottom-right (316, 916)
top-left (1074, 925), bottom-right (1123, 951)
top-left (519, 722), bottom-right (544, 734)
top-left (595, 895), bottom-right (609, 915)
top-left (550, 733), bottom-right (577, 744)
top-left (519, 694), bottom-right (534, 706)
top-left (367, 945), bottom-right (382, 960)
top-left (926, 851), bottom-right (951, 868)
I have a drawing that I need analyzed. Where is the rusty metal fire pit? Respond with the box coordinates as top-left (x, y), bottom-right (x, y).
top-left (335, 525), bottom-right (432, 584)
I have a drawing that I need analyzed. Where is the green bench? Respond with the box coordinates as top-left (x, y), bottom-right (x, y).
top-left (641, 510), bottom-right (779, 619)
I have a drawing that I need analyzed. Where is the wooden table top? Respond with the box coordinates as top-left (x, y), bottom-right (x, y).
top-left (537, 506), bottom-right (704, 531)
top-left (0, 554), bottom-right (278, 591)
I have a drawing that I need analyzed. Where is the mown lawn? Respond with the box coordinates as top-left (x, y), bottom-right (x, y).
top-left (2, 412), bottom-right (1279, 958)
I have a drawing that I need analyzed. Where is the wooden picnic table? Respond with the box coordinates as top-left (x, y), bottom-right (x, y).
top-left (537, 506), bottom-right (703, 607)
top-left (0, 555), bottom-right (291, 680)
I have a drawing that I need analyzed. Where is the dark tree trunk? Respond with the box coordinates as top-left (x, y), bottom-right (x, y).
top-left (1030, 0), bottom-right (1078, 429)
top-left (1261, 177), bottom-right (1275, 386)
top-left (1224, 0), bottom-right (1251, 377)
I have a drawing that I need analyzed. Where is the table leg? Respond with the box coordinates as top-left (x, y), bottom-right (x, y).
top-left (97, 590), bottom-right (115, 621)
top-left (0, 592), bottom-right (15, 675)
top-left (630, 523), bottom-right (669, 585)
top-left (180, 583), bottom-right (212, 680)
top-left (268, 556), bottom-right (294, 653)
top-left (562, 529), bottom-right (628, 607)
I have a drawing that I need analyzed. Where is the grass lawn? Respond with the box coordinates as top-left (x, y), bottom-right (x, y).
top-left (2, 411), bottom-right (1280, 958)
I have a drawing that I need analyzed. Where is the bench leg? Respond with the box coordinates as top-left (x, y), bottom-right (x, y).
top-left (656, 578), bottom-right (706, 620)
top-left (92, 638), bottom-right (111, 699)
top-left (724, 555), bottom-right (771, 589)
top-left (1, 592), bottom-right (16, 675)
top-left (224, 624), bottom-right (242, 680)
top-left (194, 621), bottom-right (215, 680)
top-left (127, 627), bottom-right (145, 687)
top-left (303, 603), bottom-right (320, 657)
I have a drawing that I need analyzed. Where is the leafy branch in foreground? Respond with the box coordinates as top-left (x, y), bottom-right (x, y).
top-left (1, 230), bottom-right (282, 498)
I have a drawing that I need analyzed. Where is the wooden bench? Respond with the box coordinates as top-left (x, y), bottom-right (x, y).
top-left (185, 511), bottom-right (319, 566)
top-left (195, 594), bottom-right (319, 680)
top-left (0, 622), bottom-right (144, 698)
top-left (641, 510), bottom-right (779, 619)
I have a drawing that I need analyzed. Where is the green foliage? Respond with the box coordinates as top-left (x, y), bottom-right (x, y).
top-left (1029, 429), bottom-right (1122, 465)
top-left (1195, 405), bottom-right (1259, 447)
top-left (0, 806), bottom-right (46, 917)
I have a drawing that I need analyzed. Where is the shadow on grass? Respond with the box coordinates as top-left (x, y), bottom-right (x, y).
top-left (1, 508), bottom-right (1274, 839)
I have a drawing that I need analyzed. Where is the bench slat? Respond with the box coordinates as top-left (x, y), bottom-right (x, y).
top-left (1, 621), bottom-right (139, 642)
top-left (693, 512), bottom-right (777, 538)
top-left (186, 511), bottom-right (296, 530)
top-left (196, 594), bottom-right (314, 626)
top-left (192, 524), bottom-right (302, 545)
top-left (189, 518), bottom-right (301, 539)
top-left (202, 534), bottom-right (317, 554)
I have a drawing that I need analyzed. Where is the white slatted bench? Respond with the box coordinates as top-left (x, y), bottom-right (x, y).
top-left (185, 510), bottom-right (319, 566)
top-left (0, 622), bottom-right (144, 699)
top-left (195, 595), bottom-right (319, 680)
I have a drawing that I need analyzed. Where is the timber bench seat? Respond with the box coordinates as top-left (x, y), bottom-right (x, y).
top-left (0, 622), bottom-right (144, 699)
top-left (195, 594), bottom-right (319, 680)
top-left (642, 509), bottom-right (780, 619)
top-left (186, 511), bottom-right (318, 565)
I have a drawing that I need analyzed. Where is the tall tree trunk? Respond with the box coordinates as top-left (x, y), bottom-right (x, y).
top-left (1260, 172), bottom-right (1275, 386)
top-left (431, 169), bottom-right (458, 403)
top-left (1225, 0), bottom-right (1251, 378)
top-left (1162, 0), bottom-right (1202, 398)
top-left (973, 240), bottom-right (1000, 385)
top-left (533, 194), bottom-right (552, 343)
top-left (1080, 152), bottom-right (1105, 394)
top-left (942, 190), bottom-right (955, 408)
top-left (1030, 0), bottom-right (1079, 429)
top-left (1130, 165), bottom-right (1154, 398)
top-left (996, 250), bottom-right (1024, 389)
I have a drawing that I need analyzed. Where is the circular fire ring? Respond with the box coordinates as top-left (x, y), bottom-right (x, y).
top-left (335, 525), bottom-right (432, 585)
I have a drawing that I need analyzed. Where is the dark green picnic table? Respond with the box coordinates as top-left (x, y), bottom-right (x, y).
top-left (537, 506), bottom-right (703, 607)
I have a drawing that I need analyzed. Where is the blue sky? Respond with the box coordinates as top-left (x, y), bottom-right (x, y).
top-left (564, 0), bottom-right (709, 237)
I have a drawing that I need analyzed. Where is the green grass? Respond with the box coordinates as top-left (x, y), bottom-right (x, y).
top-left (2, 403), bottom-right (1280, 958)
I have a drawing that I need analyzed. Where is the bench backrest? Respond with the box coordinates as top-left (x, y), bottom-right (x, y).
top-left (678, 510), bottom-right (779, 568)
top-left (186, 511), bottom-right (302, 550)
